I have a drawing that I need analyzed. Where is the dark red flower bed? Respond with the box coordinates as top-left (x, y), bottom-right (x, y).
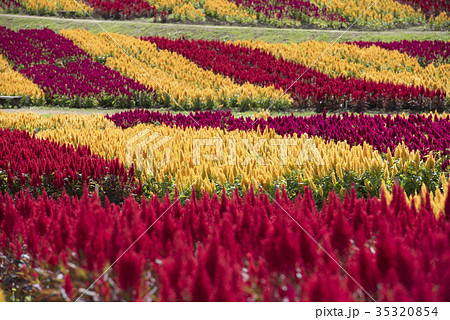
top-left (1, 184), bottom-right (449, 301)
top-left (395, 0), bottom-right (449, 17)
top-left (231, 0), bottom-right (346, 24)
top-left (85, 0), bottom-right (157, 19)
top-left (144, 36), bottom-right (446, 111)
top-left (0, 27), bottom-right (154, 106)
top-left (0, 0), bottom-right (20, 10)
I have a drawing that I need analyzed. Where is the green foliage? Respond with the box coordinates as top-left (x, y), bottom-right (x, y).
top-left (272, 155), bottom-right (448, 206)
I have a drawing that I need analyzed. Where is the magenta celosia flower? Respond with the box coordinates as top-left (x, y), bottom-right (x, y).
top-left (117, 251), bottom-right (143, 298)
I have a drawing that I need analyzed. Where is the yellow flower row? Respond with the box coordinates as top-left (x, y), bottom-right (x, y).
top-left (172, 3), bottom-right (205, 21)
top-left (235, 39), bottom-right (450, 95)
top-left (204, 0), bottom-right (256, 24)
top-left (60, 29), bottom-right (289, 108)
top-left (19, 0), bottom-right (93, 15)
top-left (428, 12), bottom-right (450, 30)
top-left (3, 112), bottom-right (423, 194)
top-left (149, 0), bottom-right (189, 11)
top-left (36, 124), bottom-right (384, 193)
top-left (149, 0), bottom-right (255, 24)
top-left (0, 55), bottom-right (44, 98)
top-left (1, 111), bottom-right (447, 216)
top-left (312, 0), bottom-right (425, 28)
top-left (0, 111), bottom-right (113, 132)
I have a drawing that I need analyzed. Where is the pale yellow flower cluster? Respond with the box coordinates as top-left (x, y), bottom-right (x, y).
top-left (149, 0), bottom-right (255, 23)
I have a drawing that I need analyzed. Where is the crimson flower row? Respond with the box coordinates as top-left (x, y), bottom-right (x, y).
top-left (85, 0), bottom-right (157, 19)
top-left (1, 184), bottom-right (449, 301)
top-left (144, 36), bottom-right (446, 111)
top-left (106, 109), bottom-right (450, 162)
top-left (231, 0), bottom-right (346, 24)
top-left (395, 0), bottom-right (449, 17)
top-left (0, 0), bottom-right (20, 10)
top-left (348, 40), bottom-right (450, 66)
top-left (0, 27), bottom-right (154, 106)
top-left (0, 128), bottom-right (139, 203)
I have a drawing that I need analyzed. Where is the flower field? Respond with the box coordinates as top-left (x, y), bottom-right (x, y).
top-left (1, 0), bottom-right (448, 29)
top-left (0, 27), bottom-right (449, 111)
top-left (0, 4), bottom-right (449, 303)
top-left (0, 108), bottom-right (450, 301)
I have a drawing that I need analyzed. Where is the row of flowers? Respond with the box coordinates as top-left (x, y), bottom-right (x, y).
top-left (1, 28), bottom-right (448, 111)
top-left (145, 0), bottom-right (448, 29)
top-left (0, 27), bottom-right (155, 107)
top-left (0, 54), bottom-right (44, 98)
top-left (231, 0), bottom-right (346, 27)
top-left (1, 111), bottom-right (446, 209)
top-left (145, 36), bottom-right (447, 111)
top-left (0, 111), bottom-right (448, 302)
top-left (348, 40), bottom-right (449, 67)
top-left (204, 0), bottom-right (257, 24)
top-left (85, 0), bottom-right (157, 19)
top-left (2, 0), bottom-right (447, 29)
top-left (395, 0), bottom-right (449, 17)
top-left (0, 178), bottom-right (449, 301)
top-left (1, 0), bottom-right (94, 16)
top-left (235, 39), bottom-right (449, 99)
top-left (0, 0), bottom-right (158, 18)
top-left (311, 0), bottom-right (448, 30)
top-left (167, 0), bottom-right (259, 24)
top-left (0, 126), bottom-right (140, 203)
top-left (148, 0), bottom-right (342, 26)
top-left (61, 29), bottom-right (288, 110)
top-left (106, 109), bottom-right (450, 159)
top-left (0, 0), bottom-right (20, 10)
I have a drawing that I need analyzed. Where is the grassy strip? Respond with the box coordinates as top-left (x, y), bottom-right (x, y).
top-left (0, 14), bottom-right (449, 43)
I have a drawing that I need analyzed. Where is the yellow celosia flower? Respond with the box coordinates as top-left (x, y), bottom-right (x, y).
top-left (60, 29), bottom-right (290, 108)
top-left (1, 112), bottom-right (443, 208)
top-left (312, 0), bottom-right (425, 28)
top-left (20, 0), bottom-right (93, 15)
top-left (148, 0), bottom-right (187, 11)
top-left (235, 40), bottom-right (449, 95)
top-left (204, 0), bottom-right (256, 23)
top-left (0, 55), bottom-right (44, 99)
top-left (382, 175), bottom-right (450, 218)
top-left (173, 3), bottom-right (205, 21)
